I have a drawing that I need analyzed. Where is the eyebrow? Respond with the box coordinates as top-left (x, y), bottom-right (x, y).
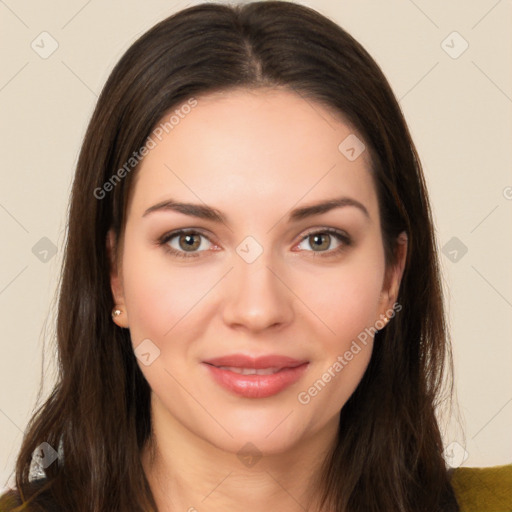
top-left (142, 196), bottom-right (370, 223)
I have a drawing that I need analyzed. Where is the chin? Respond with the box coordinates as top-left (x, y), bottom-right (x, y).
top-left (197, 402), bottom-right (323, 456)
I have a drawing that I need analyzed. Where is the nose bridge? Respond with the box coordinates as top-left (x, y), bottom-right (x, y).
top-left (221, 235), bottom-right (293, 331)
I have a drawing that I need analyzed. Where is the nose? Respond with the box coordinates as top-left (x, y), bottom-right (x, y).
top-left (221, 252), bottom-right (294, 334)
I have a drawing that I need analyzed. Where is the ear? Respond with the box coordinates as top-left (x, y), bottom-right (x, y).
top-left (377, 231), bottom-right (408, 320)
top-left (107, 229), bottom-right (129, 328)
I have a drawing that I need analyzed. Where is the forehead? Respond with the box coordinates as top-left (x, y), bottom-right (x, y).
top-left (127, 87), bottom-right (378, 222)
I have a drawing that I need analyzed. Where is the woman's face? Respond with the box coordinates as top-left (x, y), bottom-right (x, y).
top-left (109, 88), bottom-right (405, 456)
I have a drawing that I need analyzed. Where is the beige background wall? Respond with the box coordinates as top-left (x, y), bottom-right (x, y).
top-left (1, 0), bottom-right (511, 491)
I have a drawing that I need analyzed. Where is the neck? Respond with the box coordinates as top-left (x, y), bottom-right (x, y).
top-left (141, 399), bottom-right (338, 512)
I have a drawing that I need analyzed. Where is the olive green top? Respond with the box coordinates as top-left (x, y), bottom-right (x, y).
top-left (450, 463), bottom-right (512, 512)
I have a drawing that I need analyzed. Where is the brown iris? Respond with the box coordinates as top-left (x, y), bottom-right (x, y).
top-left (309, 233), bottom-right (331, 251)
top-left (179, 233), bottom-right (201, 252)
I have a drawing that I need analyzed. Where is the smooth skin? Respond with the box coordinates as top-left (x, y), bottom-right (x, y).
top-left (108, 88), bottom-right (407, 512)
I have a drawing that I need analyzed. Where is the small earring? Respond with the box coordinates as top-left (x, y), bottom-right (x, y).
top-left (380, 316), bottom-right (390, 329)
top-left (112, 307), bottom-right (122, 321)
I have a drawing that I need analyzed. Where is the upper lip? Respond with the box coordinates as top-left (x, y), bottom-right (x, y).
top-left (203, 354), bottom-right (308, 370)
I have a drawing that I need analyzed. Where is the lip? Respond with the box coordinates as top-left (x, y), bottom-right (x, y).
top-left (202, 354), bottom-right (309, 399)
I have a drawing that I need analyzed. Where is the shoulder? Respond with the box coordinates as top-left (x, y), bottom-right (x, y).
top-left (450, 463), bottom-right (512, 512)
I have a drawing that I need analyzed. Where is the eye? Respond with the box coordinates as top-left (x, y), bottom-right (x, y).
top-left (157, 227), bottom-right (352, 260)
top-left (158, 229), bottom-right (216, 259)
top-left (295, 228), bottom-right (351, 257)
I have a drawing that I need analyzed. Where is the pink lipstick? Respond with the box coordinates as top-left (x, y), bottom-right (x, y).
top-left (202, 354), bottom-right (309, 398)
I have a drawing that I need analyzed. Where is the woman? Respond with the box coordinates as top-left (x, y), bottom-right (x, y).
top-left (1, 2), bottom-right (510, 511)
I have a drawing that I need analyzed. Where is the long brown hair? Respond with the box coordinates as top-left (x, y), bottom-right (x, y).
top-left (1, 2), bottom-right (460, 510)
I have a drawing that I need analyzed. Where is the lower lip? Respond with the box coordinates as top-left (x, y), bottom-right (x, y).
top-left (203, 363), bottom-right (309, 398)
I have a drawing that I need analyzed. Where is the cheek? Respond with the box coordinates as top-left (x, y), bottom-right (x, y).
top-left (295, 245), bottom-right (385, 406)
top-left (120, 240), bottom-right (212, 345)
top-left (296, 263), bottom-right (383, 416)
top-left (303, 254), bottom-right (385, 342)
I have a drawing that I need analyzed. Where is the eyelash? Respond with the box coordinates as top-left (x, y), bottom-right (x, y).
top-left (157, 228), bottom-right (352, 259)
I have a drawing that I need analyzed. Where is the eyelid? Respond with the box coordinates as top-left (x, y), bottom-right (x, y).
top-left (298, 226), bottom-right (350, 241)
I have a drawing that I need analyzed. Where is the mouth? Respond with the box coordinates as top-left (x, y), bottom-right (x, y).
top-left (202, 354), bottom-right (309, 398)
top-left (213, 366), bottom-right (286, 375)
